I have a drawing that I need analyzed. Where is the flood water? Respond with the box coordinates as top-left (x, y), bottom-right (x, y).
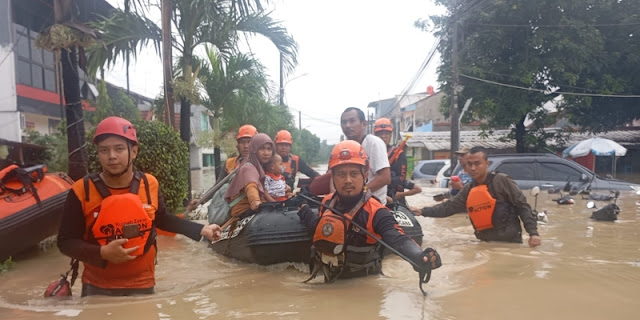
top-left (1, 182), bottom-right (639, 319)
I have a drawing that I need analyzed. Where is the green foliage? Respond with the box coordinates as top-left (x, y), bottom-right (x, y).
top-left (291, 128), bottom-right (320, 165)
top-left (22, 122), bottom-right (69, 172)
top-left (428, 0), bottom-right (640, 151)
top-left (221, 97), bottom-right (294, 138)
top-left (112, 91), bottom-right (142, 122)
top-left (91, 79), bottom-right (142, 126)
top-left (0, 257), bottom-right (13, 273)
top-left (87, 120), bottom-right (189, 213)
top-left (90, 79), bottom-right (114, 126)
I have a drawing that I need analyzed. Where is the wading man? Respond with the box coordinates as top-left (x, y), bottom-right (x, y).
top-left (297, 140), bottom-right (441, 281)
top-left (410, 147), bottom-right (542, 247)
top-left (340, 108), bottom-right (390, 204)
top-left (58, 117), bottom-right (222, 297)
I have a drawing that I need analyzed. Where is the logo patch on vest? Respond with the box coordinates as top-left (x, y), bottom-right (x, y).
top-left (469, 202), bottom-right (493, 213)
top-left (322, 223), bottom-right (334, 236)
top-left (95, 218), bottom-right (150, 237)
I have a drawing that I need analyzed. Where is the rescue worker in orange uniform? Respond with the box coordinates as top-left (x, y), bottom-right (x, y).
top-left (410, 146), bottom-right (542, 247)
top-left (57, 117), bottom-right (222, 297)
top-left (296, 140), bottom-right (441, 281)
top-left (373, 118), bottom-right (422, 207)
top-left (217, 124), bottom-right (258, 182)
top-left (274, 130), bottom-right (319, 189)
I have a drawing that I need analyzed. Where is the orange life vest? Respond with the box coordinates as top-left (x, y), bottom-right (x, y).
top-left (314, 194), bottom-right (384, 254)
top-left (308, 193), bottom-right (386, 281)
top-left (282, 154), bottom-right (299, 177)
top-left (225, 156), bottom-right (240, 174)
top-left (71, 172), bottom-right (159, 289)
top-left (466, 184), bottom-right (497, 231)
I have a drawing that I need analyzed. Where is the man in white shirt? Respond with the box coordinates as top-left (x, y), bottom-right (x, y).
top-left (339, 107), bottom-right (391, 204)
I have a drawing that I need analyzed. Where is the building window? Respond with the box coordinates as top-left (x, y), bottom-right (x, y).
top-left (48, 119), bottom-right (61, 134)
top-left (14, 23), bottom-right (57, 93)
top-left (202, 154), bottom-right (213, 167)
top-left (201, 112), bottom-right (209, 131)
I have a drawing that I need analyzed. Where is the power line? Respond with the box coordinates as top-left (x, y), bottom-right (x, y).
top-left (287, 106), bottom-right (341, 126)
top-left (457, 66), bottom-right (604, 93)
top-left (468, 22), bottom-right (640, 28)
top-left (380, 36), bottom-right (441, 118)
top-left (459, 73), bottom-right (640, 98)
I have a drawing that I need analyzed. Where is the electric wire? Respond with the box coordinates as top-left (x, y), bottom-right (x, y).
top-left (459, 73), bottom-right (640, 98)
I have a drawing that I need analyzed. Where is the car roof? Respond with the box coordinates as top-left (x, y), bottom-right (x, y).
top-left (487, 153), bottom-right (558, 159)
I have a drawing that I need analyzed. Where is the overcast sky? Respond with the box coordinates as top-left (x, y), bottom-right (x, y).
top-left (105, 0), bottom-right (444, 144)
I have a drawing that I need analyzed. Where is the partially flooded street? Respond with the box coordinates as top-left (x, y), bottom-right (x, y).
top-left (1, 184), bottom-right (639, 319)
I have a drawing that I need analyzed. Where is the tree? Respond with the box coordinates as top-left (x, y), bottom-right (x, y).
top-left (90, 77), bottom-right (142, 126)
top-left (558, 1), bottom-right (640, 132)
top-left (200, 48), bottom-right (269, 170)
top-left (427, 0), bottom-right (640, 152)
top-left (111, 91), bottom-right (142, 122)
top-left (87, 0), bottom-right (298, 194)
top-left (36, 1), bottom-right (97, 180)
top-left (90, 78), bottom-right (114, 126)
top-left (291, 128), bottom-right (321, 166)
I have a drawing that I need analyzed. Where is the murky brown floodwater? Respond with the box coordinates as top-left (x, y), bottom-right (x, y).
top-left (1, 181), bottom-right (639, 319)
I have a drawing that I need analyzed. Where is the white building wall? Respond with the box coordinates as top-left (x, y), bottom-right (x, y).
top-left (0, 45), bottom-right (20, 142)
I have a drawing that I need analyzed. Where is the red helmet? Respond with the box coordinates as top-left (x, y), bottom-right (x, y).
top-left (374, 118), bottom-right (392, 133)
top-left (237, 124), bottom-right (258, 140)
top-left (329, 140), bottom-right (368, 170)
top-left (275, 130), bottom-right (293, 144)
top-left (93, 117), bottom-right (137, 144)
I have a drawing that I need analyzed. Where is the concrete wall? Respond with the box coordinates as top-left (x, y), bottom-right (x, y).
top-left (0, 1), bottom-right (20, 142)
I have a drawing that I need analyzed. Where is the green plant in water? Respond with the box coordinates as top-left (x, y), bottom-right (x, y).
top-left (1, 257), bottom-right (13, 273)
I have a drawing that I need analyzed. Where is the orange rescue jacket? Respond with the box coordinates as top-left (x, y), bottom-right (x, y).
top-left (71, 172), bottom-right (159, 289)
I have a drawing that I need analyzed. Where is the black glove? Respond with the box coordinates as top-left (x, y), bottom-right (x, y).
top-left (291, 194), bottom-right (308, 209)
top-left (414, 247), bottom-right (442, 273)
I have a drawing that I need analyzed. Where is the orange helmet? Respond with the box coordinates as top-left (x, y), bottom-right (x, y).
top-left (275, 130), bottom-right (293, 144)
top-left (374, 118), bottom-right (392, 133)
top-left (237, 124), bottom-right (258, 140)
top-left (93, 116), bottom-right (137, 144)
top-left (329, 140), bottom-right (368, 170)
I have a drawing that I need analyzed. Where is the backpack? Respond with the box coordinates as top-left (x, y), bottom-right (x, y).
top-left (207, 168), bottom-right (246, 225)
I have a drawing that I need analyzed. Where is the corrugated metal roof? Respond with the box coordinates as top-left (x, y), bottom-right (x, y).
top-left (402, 129), bottom-right (640, 151)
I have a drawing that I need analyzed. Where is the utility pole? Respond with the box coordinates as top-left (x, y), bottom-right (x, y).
top-left (161, 0), bottom-right (175, 128)
top-left (449, 21), bottom-right (460, 169)
top-left (299, 110), bottom-right (302, 130)
top-left (279, 52), bottom-right (284, 105)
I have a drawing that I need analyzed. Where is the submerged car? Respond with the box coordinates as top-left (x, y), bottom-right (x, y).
top-left (411, 159), bottom-right (450, 184)
top-left (441, 153), bottom-right (639, 191)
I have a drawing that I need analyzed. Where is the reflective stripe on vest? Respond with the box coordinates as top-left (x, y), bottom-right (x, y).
top-left (466, 184), bottom-right (497, 231)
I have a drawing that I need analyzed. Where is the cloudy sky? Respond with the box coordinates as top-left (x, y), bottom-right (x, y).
top-left (105, 0), bottom-right (444, 144)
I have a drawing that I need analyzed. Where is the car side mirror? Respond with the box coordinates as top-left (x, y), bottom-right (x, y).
top-left (587, 201), bottom-right (596, 209)
top-left (530, 186), bottom-right (540, 197)
top-left (580, 174), bottom-right (589, 182)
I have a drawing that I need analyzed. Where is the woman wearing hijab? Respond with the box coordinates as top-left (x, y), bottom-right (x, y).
top-left (224, 133), bottom-right (275, 217)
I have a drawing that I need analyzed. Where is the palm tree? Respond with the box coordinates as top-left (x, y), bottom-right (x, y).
top-left (200, 48), bottom-right (267, 171)
top-left (87, 0), bottom-right (297, 194)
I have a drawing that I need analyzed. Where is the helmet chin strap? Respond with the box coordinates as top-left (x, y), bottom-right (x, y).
top-left (102, 144), bottom-right (133, 179)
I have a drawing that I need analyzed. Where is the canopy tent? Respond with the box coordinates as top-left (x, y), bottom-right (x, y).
top-left (563, 137), bottom-right (627, 178)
